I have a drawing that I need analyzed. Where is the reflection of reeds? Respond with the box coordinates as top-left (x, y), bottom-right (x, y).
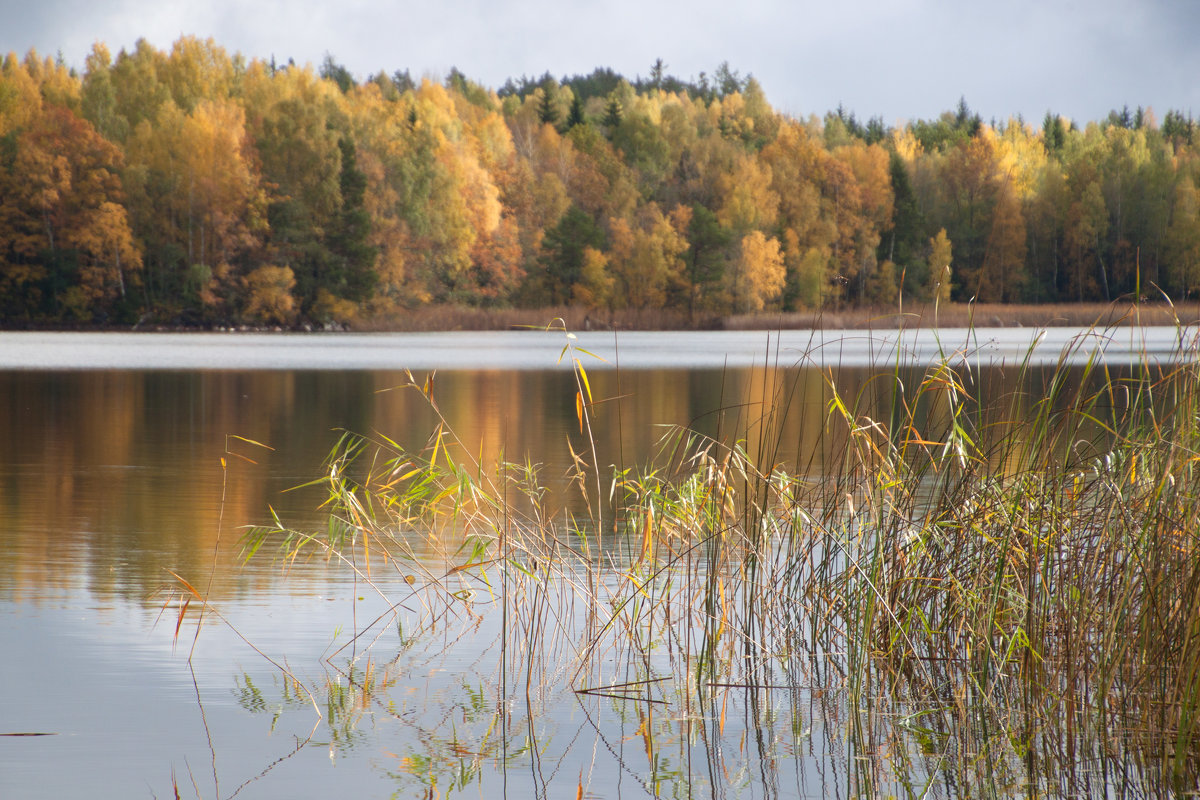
top-left (241, 314), bottom-right (1200, 797)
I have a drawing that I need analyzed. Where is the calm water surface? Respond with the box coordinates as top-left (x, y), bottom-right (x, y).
top-left (1, 328), bottom-right (1195, 799)
top-left (0, 326), bottom-right (1192, 370)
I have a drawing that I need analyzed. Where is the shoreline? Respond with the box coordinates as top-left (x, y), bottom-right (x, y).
top-left (2, 301), bottom-right (1198, 334)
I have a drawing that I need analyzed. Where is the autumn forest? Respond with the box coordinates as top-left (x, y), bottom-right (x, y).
top-left (2, 37), bottom-right (1199, 328)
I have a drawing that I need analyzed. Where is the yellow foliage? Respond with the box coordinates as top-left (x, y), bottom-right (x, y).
top-left (890, 128), bottom-right (923, 164)
top-left (794, 244), bottom-right (830, 309)
top-left (762, 122), bottom-right (838, 254)
top-left (1166, 177), bottom-right (1200, 295)
top-left (716, 154), bottom-right (778, 232)
top-left (69, 200), bottom-right (143, 304)
top-left (735, 230), bottom-right (785, 312)
top-left (573, 247), bottom-right (612, 309)
top-left (162, 36), bottom-right (235, 110)
top-left (930, 229), bottom-right (953, 303)
top-left (980, 182), bottom-right (1027, 302)
top-left (834, 140), bottom-right (894, 233)
top-left (312, 289), bottom-right (359, 325)
top-left (243, 265), bottom-right (297, 324)
top-left (993, 120), bottom-right (1048, 201)
top-left (23, 50), bottom-right (80, 109)
top-left (471, 111), bottom-right (516, 170)
top-left (0, 54), bottom-right (42, 136)
top-left (607, 204), bottom-right (688, 309)
top-left (0, 103), bottom-right (140, 313)
top-left (125, 97), bottom-right (265, 273)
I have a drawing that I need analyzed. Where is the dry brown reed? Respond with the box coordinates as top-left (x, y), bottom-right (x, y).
top-left (354, 304), bottom-right (698, 332)
top-left (352, 300), bottom-right (1200, 333)
top-left (721, 300), bottom-right (1200, 331)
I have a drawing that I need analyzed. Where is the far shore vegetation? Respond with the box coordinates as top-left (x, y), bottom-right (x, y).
top-left (347, 299), bottom-right (1200, 332)
top-left (3, 38), bottom-right (1200, 331)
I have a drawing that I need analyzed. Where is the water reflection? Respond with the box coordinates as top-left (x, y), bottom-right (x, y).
top-left (0, 352), bottom-right (1189, 799)
top-left (0, 361), bottom-right (1132, 601)
top-left (205, 587), bottom-right (847, 799)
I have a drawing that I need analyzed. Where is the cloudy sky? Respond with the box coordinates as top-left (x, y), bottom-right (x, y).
top-left (2, 0), bottom-right (1197, 126)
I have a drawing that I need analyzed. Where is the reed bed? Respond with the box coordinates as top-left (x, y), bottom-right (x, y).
top-left (354, 303), bottom-right (697, 332)
top-left (242, 317), bottom-right (1200, 797)
top-left (720, 300), bottom-right (1200, 331)
top-left (352, 300), bottom-right (1200, 333)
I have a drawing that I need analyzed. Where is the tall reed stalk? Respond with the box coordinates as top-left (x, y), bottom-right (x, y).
top-left (243, 316), bottom-right (1200, 797)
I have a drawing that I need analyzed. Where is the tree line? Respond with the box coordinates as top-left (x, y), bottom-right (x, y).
top-left (2, 37), bottom-right (1198, 327)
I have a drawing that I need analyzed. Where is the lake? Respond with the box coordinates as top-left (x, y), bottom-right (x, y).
top-left (1, 327), bottom-right (1196, 799)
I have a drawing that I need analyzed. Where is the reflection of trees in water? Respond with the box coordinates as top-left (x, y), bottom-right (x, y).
top-left (5, 355), bottom-right (1196, 795)
top-left (0, 360), bottom-right (1151, 599)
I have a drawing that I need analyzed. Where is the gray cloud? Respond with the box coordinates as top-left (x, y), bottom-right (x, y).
top-left (1, 0), bottom-right (1195, 124)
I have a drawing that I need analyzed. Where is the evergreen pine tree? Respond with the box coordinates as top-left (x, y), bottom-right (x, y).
top-left (566, 93), bottom-right (586, 129)
top-left (329, 137), bottom-right (376, 302)
top-left (537, 78), bottom-right (561, 128)
top-left (602, 94), bottom-right (623, 133)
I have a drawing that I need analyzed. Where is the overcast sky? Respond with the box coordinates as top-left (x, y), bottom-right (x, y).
top-left (2, 0), bottom-right (1198, 127)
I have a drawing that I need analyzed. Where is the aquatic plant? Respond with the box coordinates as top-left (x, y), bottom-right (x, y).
top-left (235, 314), bottom-right (1200, 797)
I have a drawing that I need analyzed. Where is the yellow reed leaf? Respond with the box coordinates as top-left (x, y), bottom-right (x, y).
top-left (430, 423), bottom-right (444, 468)
top-left (576, 359), bottom-right (593, 403)
top-left (575, 391), bottom-right (584, 433)
top-left (167, 570), bottom-right (203, 600)
top-left (173, 597), bottom-right (190, 644)
top-left (228, 434), bottom-right (274, 450)
top-left (639, 507), bottom-right (653, 564)
top-left (641, 713), bottom-right (653, 760)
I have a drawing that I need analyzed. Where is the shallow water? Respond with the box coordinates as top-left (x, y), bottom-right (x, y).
top-left (1, 328), bottom-right (1194, 798)
top-left (0, 324), bottom-right (1194, 370)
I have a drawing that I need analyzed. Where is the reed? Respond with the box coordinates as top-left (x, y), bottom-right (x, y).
top-left (720, 299), bottom-right (1200, 331)
top-left (242, 314), bottom-right (1200, 797)
top-left (354, 303), bottom-right (699, 332)
top-left (350, 300), bottom-right (1200, 333)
